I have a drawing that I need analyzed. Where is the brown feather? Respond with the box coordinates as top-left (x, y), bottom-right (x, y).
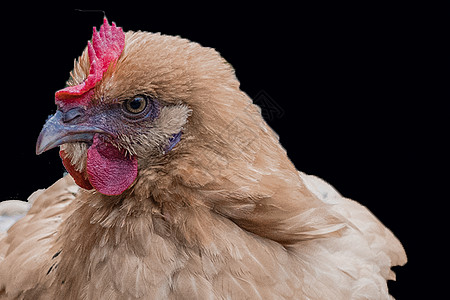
top-left (0, 28), bottom-right (406, 299)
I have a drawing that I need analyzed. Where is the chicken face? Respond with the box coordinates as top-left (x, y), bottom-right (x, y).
top-left (36, 19), bottom-right (192, 195)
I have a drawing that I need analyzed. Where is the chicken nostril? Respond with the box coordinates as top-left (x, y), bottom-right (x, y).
top-left (62, 107), bottom-right (85, 124)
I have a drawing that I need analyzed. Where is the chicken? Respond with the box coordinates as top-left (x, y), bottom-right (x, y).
top-left (0, 18), bottom-right (406, 299)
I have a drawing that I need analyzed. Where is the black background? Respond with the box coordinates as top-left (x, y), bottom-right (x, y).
top-left (0, 4), bottom-right (441, 299)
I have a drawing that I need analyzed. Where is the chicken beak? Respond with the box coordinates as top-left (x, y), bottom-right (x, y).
top-left (36, 109), bottom-right (105, 155)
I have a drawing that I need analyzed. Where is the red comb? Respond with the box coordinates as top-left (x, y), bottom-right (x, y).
top-left (55, 18), bottom-right (125, 107)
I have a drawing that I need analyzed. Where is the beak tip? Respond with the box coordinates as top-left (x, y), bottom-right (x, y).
top-left (35, 145), bottom-right (44, 156)
top-left (35, 113), bottom-right (59, 156)
top-left (35, 109), bottom-right (101, 156)
top-left (35, 133), bottom-right (48, 155)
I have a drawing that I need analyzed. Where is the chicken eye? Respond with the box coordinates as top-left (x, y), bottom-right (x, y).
top-left (123, 96), bottom-right (148, 114)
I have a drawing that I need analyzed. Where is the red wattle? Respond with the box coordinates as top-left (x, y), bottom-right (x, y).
top-left (59, 150), bottom-right (93, 190)
top-left (86, 135), bottom-right (138, 196)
